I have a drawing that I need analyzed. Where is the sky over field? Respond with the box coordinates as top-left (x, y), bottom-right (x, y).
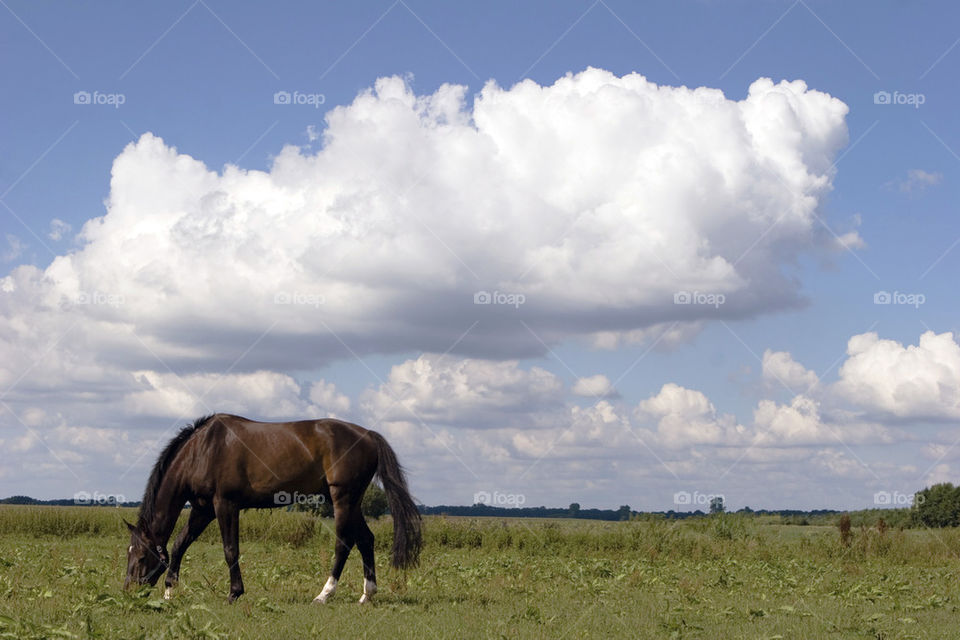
top-left (1, 1), bottom-right (959, 511)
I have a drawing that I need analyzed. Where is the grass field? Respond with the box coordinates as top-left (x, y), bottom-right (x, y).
top-left (0, 506), bottom-right (958, 639)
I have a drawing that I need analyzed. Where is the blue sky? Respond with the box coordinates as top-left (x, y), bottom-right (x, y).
top-left (1, 1), bottom-right (959, 511)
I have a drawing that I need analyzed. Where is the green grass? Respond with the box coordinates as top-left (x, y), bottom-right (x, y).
top-left (0, 506), bottom-right (959, 638)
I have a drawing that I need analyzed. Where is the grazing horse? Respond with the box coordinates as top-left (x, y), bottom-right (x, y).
top-left (123, 414), bottom-right (421, 604)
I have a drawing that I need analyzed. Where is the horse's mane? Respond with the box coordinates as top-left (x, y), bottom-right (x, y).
top-left (137, 414), bottom-right (215, 529)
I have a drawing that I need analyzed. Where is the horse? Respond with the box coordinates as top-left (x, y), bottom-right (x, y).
top-left (123, 413), bottom-right (421, 604)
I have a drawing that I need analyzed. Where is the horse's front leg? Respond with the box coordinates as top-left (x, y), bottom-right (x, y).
top-left (164, 505), bottom-right (215, 599)
top-left (214, 498), bottom-right (244, 602)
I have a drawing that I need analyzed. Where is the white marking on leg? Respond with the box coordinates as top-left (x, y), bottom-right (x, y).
top-left (313, 576), bottom-right (337, 604)
top-left (163, 586), bottom-right (172, 600)
top-left (359, 578), bottom-right (377, 604)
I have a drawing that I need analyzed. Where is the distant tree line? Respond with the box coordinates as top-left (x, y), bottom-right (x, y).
top-left (0, 495), bottom-right (140, 507)
top-left (419, 503), bottom-right (638, 521)
top-left (10, 484), bottom-right (960, 528)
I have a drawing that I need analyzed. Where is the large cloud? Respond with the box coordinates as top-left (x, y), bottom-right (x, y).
top-left (833, 331), bottom-right (960, 420)
top-left (0, 68), bottom-right (868, 504)
top-left (1, 69), bottom-right (848, 382)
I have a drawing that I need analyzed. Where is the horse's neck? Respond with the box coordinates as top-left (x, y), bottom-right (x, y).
top-left (148, 475), bottom-right (185, 544)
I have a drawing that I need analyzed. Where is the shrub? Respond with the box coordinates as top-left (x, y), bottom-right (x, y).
top-left (838, 513), bottom-right (852, 547)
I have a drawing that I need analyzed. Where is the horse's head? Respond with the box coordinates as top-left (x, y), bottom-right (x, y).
top-left (123, 519), bottom-right (168, 589)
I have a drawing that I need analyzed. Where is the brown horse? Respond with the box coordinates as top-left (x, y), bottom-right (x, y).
top-left (123, 414), bottom-right (421, 603)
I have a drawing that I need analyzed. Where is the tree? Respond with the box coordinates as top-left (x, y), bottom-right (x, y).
top-left (913, 483), bottom-right (960, 528)
top-left (568, 502), bottom-right (580, 518)
top-left (362, 483), bottom-right (389, 518)
top-left (617, 505), bottom-right (631, 521)
top-left (709, 496), bottom-right (725, 514)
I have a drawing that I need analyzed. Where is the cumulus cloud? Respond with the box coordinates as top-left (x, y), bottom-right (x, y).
top-left (762, 349), bottom-right (819, 392)
top-left (123, 370), bottom-right (344, 419)
top-left (361, 354), bottom-right (563, 436)
top-left (833, 331), bottom-right (960, 420)
top-left (511, 401), bottom-right (633, 458)
top-left (636, 383), bottom-right (747, 448)
top-left (1, 69), bottom-right (849, 385)
top-left (571, 374), bottom-right (617, 398)
top-left (308, 379), bottom-right (351, 415)
top-left (751, 395), bottom-right (888, 446)
top-left (0, 69), bottom-right (878, 505)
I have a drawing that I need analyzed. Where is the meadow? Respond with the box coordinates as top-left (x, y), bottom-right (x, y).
top-left (0, 505), bottom-right (958, 639)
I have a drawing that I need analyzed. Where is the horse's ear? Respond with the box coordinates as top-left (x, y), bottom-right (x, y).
top-left (123, 518), bottom-right (136, 532)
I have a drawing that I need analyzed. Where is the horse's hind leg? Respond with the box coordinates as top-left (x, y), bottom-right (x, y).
top-left (314, 486), bottom-right (359, 604)
top-left (355, 513), bottom-right (377, 604)
top-left (164, 504), bottom-right (214, 599)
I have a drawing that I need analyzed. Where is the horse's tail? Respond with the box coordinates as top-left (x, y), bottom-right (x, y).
top-left (370, 431), bottom-right (422, 568)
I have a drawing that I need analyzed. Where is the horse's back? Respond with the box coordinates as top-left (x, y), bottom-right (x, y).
top-left (186, 414), bottom-right (377, 500)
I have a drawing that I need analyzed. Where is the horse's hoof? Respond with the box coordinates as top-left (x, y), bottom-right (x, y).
top-left (163, 587), bottom-right (173, 600)
top-left (361, 579), bottom-right (377, 604)
top-left (313, 577), bottom-right (337, 604)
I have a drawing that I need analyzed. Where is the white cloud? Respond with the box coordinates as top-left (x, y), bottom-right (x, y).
top-left (308, 379), bottom-right (351, 415)
top-left (571, 374), bottom-right (617, 398)
top-left (2, 235), bottom-right (24, 262)
top-left (123, 370), bottom-right (337, 419)
top-left (833, 230), bottom-right (865, 251)
top-left (511, 400), bottom-right (632, 458)
top-left (1, 69), bottom-right (849, 385)
top-left (637, 383), bottom-right (747, 447)
top-left (751, 395), bottom-right (888, 446)
top-left (0, 69), bottom-right (890, 507)
top-left (897, 169), bottom-right (942, 193)
top-left (834, 331), bottom-right (960, 420)
top-left (762, 349), bottom-right (819, 392)
top-left (361, 354), bottom-right (563, 437)
top-left (48, 219), bottom-right (72, 241)
top-left (590, 321), bottom-right (706, 351)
